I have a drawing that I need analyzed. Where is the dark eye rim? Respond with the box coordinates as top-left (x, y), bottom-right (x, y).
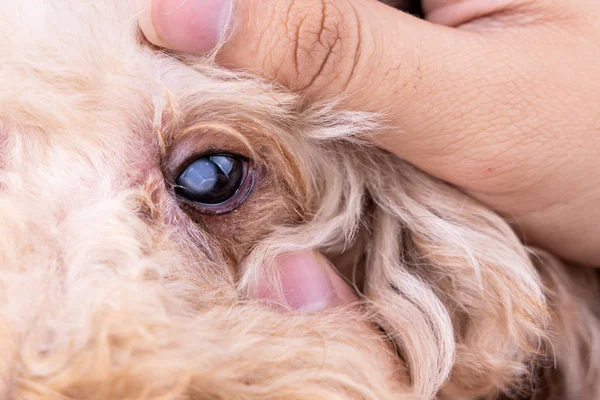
top-left (173, 153), bottom-right (257, 215)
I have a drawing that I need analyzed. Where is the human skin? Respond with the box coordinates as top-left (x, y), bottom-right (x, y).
top-left (139, 0), bottom-right (600, 308)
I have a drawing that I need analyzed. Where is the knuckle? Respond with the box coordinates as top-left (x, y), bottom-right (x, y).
top-left (258, 0), bottom-right (362, 95)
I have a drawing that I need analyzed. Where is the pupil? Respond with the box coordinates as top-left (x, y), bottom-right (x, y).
top-left (176, 155), bottom-right (244, 205)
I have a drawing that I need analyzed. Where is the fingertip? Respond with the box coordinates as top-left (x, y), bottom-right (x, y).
top-left (138, 0), bottom-right (232, 54)
top-left (252, 251), bottom-right (359, 311)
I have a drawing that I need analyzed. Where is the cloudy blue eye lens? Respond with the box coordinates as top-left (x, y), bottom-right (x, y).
top-left (176, 154), bottom-right (245, 206)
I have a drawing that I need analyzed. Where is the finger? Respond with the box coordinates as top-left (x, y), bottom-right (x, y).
top-left (138, 0), bottom-right (232, 53)
top-left (421, 0), bottom-right (524, 26)
top-left (137, 0), bottom-right (516, 52)
top-left (252, 251), bottom-right (358, 311)
top-left (138, 0), bottom-right (530, 169)
top-left (213, 0), bottom-right (534, 179)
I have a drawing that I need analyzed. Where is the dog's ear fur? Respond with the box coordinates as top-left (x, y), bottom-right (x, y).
top-left (340, 146), bottom-right (600, 399)
top-left (330, 148), bottom-right (547, 398)
top-left (532, 252), bottom-right (600, 399)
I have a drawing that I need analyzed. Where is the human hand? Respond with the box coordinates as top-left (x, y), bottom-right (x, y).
top-left (139, 0), bottom-right (600, 265)
top-left (251, 252), bottom-right (360, 311)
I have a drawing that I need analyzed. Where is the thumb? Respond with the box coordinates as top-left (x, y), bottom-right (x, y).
top-left (251, 251), bottom-right (359, 311)
top-left (138, 0), bottom-right (232, 54)
top-left (137, 0), bottom-right (472, 103)
top-left (139, 0), bottom-right (562, 200)
top-left (138, 0), bottom-right (495, 173)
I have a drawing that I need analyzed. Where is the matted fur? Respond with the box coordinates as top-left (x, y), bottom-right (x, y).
top-left (0, 1), bottom-right (598, 399)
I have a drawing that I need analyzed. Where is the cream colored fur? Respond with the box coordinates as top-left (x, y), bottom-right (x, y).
top-left (0, 1), bottom-right (598, 399)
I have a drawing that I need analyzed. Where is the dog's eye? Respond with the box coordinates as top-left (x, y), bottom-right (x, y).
top-left (175, 154), bottom-right (253, 214)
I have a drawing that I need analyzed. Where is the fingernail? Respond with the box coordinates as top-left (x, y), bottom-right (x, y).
top-left (153, 0), bottom-right (232, 53)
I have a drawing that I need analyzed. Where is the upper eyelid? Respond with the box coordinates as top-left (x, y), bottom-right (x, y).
top-left (162, 126), bottom-right (256, 184)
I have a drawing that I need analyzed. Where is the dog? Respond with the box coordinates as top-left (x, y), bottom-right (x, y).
top-left (0, 1), bottom-right (598, 399)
